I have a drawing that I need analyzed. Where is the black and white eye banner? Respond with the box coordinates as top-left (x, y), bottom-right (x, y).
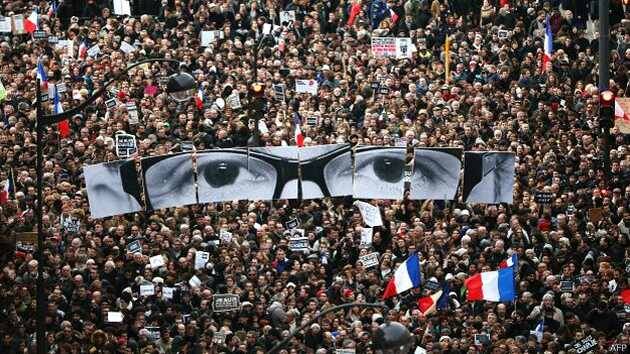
top-left (83, 146), bottom-right (516, 218)
top-left (353, 146), bottom-right (406, 200)
top-left (196, 148), bottom-right (251, 203)
top-left (298, 144), bottom-right (352, 199)
top-left (463, 151), bottom-right (515, 204)
top-left (410, 148), bottom-right (462, 200)
top-left (248, 146), bottom-right (299, 200)
top-left (83, 160), bottom-right (143, 218)
top-left (141, 153), bottom-right (196, 210)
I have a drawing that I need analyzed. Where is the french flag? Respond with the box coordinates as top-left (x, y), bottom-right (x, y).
top-left (0, 169), bottom-right (15, 204)
top-left (195, 88), bottom-right (204, 109)
top-left (294, 123), bottom-right (304, 147)
top-left (542, 16), bottom-right (553, 72)
top-left (347, 2), bottom-right (361, 26)
top-left (36, 59), bottom-right (48, 89)
top-left (417, 290), bottom-right (442, 315)
top-left (464, 267), bottom-right (515, 302)
top-left (531, 319), bottom-right (544, 343)
top-left (78, 40), bottom-right (88, 60)
top-left (499, 254), bottom-right (518, 269)
top-left (25, 9), bottom-right (38, 33)
top-left (53, 86), bottom-right (70, 138)
top-left (382, 253), bottom-right (422, 299)
top-left (48, 1), bottom-right (58, 17)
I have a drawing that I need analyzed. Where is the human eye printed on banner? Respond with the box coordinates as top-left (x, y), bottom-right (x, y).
top-left (410, 148), bottom-right (462, 200)
top-left (83, 160), bottom-right (143, 218)
top-left (141, 153), bottom-right (196, 210)
top-left (353, 146), bottom-right (406, 200)
top-left (298, 144), bottom-right (352, 199)
top-left (463, 151), bottom-right (515, 204)
top-left (248, 146), bottom-right (299, 200)
top-left (196, 148), bottom-right (254, 203)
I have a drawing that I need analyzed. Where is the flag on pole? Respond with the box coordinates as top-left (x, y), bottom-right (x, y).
top-left (444, 35), bottom-right (452, 83)
top-left (53, 86), bottom-right (70, 138)
top-left (437, 283), bottom-right (452, 310)
top-left (542, 16), bottom-right (553, 72)
top-left (195, 88), bottom-right (204, 109)
top-left (25, 9), bottom-right (39, 33)
top-left (382, 253), bottom-right (422, 299)
top-left (417, 290), bottom-right (443, 316)
top-left (36, 59), bottom-right (48, 90)
top-left (464, 267), bottom-right (516, 302)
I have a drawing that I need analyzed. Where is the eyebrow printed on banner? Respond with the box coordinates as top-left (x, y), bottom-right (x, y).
top-left (353, 146), bottom-right (406, 200)
top-left (248, 146), bottom-right (299, 200)
top-left (83, 159), bottom-right (144, 218)
top-left (298, 143), bottom-right (353, 199)
top-left (196, 148), bottom-right (254, 203)
top-left (141, 152), bottom-right (196, 210)
top-left (409, 147), bottom-right (462, 200)
top-left (462, 151), bottom-right (515, 204)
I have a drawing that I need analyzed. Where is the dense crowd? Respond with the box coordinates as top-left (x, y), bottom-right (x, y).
top-left (0, 0), bottom-right (629, 353)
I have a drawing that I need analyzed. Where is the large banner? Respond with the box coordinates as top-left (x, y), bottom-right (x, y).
top-left (353, 146), bottom-right (406, 200)
top-left (141, 153), bottom-right (196, 210)
top-left (248, 146), bottom-right (299, 200)
top-left (463, 152), bottom-right (515, 204)
top-left (298, 144), bottom-right (352, 199)
top-left (84, 160), bottom-right (143, 218)
top-left (410, 148), bottom-right (462, 200)
top-left (196, 148), bottom-right (251, 203)
top-left (83, 147), bottom-right (516, 217)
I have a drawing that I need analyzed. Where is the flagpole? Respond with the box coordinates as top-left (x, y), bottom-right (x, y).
top-left (35, 78), bottom-right (46, 354)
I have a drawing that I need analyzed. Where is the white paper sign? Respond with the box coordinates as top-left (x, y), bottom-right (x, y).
top-left (162, 287), bottom-right (174, 300)
top-left (262, 23), bottom-right (272, 35)
top-left (107, 311), bottom-right (124, 323)
top-left (295, 79), bottom-right (318, 95)
top-left (360, 228), bottom-right (373, 246)
top-left (219, 229), bottom-right (232, 244)
top-left (120, 41), bottom-right (136, 54)
top-left (0, 17), bottom-right (11, 33)
top-left (113, 0), bottom-right (132, 15)
top-left (201, 30), bottom-right (222, 47)
top-left (354, 201), bottom-right (383, 227)
top-left (149, 255), bottom-right (165, 269)
top-left (226, 92), bottom-right (242, 109)
top-left (87, 45), bottom-right (100, 58)
top-left (140, 284), bottom-right (155, 296)
top-left (195, 251), bottom-right (210, 270)
top-left (189, 275), bottom-right (202, 288)
top-left (359, 252), bottom-right (379, 268)
top-left (115, 133), bottom-right (137, 158)
top-left (395, 38), bottom-right (412, 59)
top-left (280, 11), bottom-right (296, 25)
top-left (371, 37), bottom-right (412, 59)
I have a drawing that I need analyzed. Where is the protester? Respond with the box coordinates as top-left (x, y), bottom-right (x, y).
top-left (0, 0), bottom-right (629, 353)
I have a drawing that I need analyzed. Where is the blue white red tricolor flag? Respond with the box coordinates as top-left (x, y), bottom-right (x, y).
top-left (499, 253), bottom-right (518, 269)
top-left (464, 267), bottom-right (516, 302)
top-left (36, 58), bottom-right (48, 89)
top-left (382, 253), bottom-right (422, 299)
top-left (53, 86), bottom-right (70, 138)
top-left (542, 16), bottom-right (553, 71)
